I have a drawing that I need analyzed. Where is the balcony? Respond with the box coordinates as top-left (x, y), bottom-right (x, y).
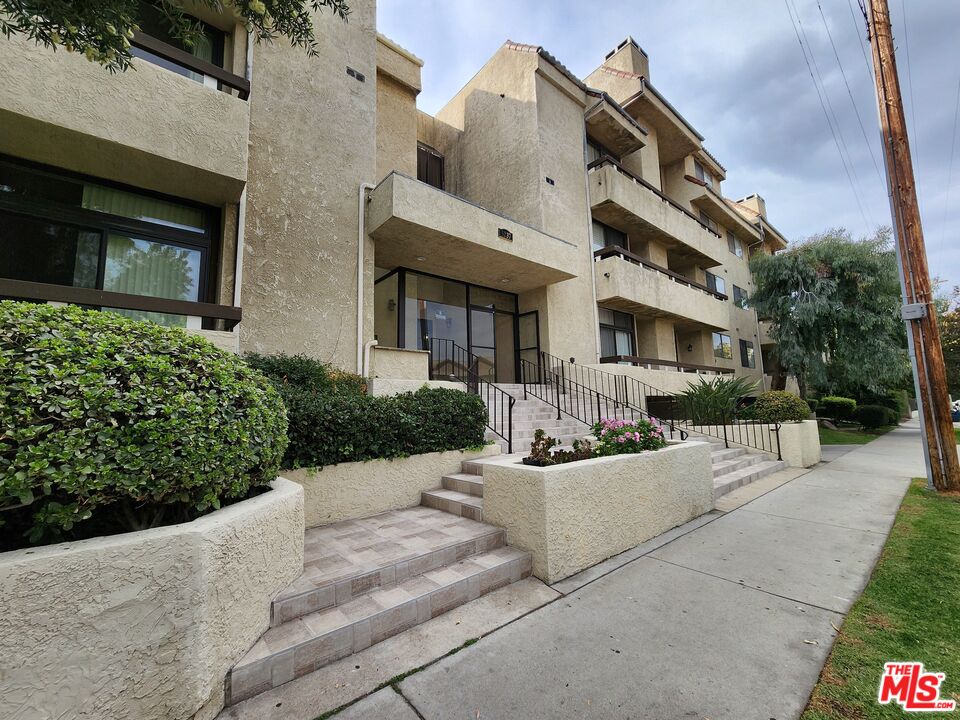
top-left (588, 157), bottom-right (726, 268)
top-left (594, 247), bottom-right (729, 331)
top-left (0, 33), bottom-right (249, 205)
top-left (689, 183), bottom-right (761, 240)
top-left (367, 172), bottom-right (580, 292)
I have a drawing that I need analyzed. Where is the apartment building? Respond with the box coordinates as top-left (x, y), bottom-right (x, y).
top-left (0, 2), bottom-right (789, 400)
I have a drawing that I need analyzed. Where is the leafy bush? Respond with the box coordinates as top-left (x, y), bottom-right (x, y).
top-left (676, 376), bottom-right (760, 424)
top-left (282, 386), bottom-right (487, 468)
top-left (523, 429), bottom-right (593, 466)
top-left (857, 390), bottom-right (908, 422)
top-left (592, 417), bottom-right (668, 456)
top-left (245, 352), bottom-right (365, 397)
top-left (744, 391), bottom-right (811, 423)
top-left (821, 396), bottom-right (857, 420)
top-left (806, 398), bottom-right (819, 413)
top-left (855, 404), bottom-right (896, 429)
top-left (0, 301), bottom-right (287, 548)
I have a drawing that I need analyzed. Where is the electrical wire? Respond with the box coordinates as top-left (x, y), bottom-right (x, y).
top-left (897, 0), bottom-right (923, 212)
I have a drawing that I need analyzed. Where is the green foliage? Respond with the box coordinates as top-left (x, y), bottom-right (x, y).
top-left (806, 398), bottom-right (819, 413)
top-left (857, 390), bottom-right (908, 421)
top-left (745, 391), bottom-right (811, 423)
top-left (592, 417), bottom-right (668, 456)
top-left (821, 396), bottom-right (857, 420)
top-left (749, 227), bottom-right (909, 398)
top-left (676, 375), bottom-right (759, 424)
top-left (939, 303), bottom-right (960, 397)
top-left (245, 352), bottom-right (365, 397)
top-left (855, 404), bottom-right (896, 429)
top-left (0, 0), bottom-right (350, 72)
top-left (523, 430), bottom-right (594, 466)
top-left (0, 301), bottom-right (287, 546)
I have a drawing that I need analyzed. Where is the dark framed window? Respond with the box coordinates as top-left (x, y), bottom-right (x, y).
top-left (705, 271), bottom-right (726, 296)
top-left (740, 339), bottom-right (756, 368)
top-left (0, 156), bottom-right (220, 328)
top-left (417, 143), bottom-right (444, 190)
top-left (694, 160), bottom-right (714, 188)
top-left (131, 1), bottom-right (226, 86)
top-left (726, 230), bottom-right (743, 258)
top-left (599, 307), bottom-right (635, 358)
top-left (732, 285), bottom-right (749, 308)
top-left (587, 138), bottom-right (619, 165)
top-left (591, 220), bottom-right (628, 253)
top-left (698, 210), bottom-right (720, 234)
top-left (712, 332), bottom-right (732, 360)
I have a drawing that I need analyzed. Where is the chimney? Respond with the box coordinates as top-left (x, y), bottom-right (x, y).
top-left (738, 194), bottom-right (767, 219)
top-left (603, 37), bottom-right (649, 79)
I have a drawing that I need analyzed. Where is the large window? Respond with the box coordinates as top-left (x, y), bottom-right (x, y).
top-left (599, 307), bottom-right (635, 359)
top-left (712, 332), bottom-right (732, 360)
top-left (694, 160), bottom-right (714, 188)
top-left (740, 339), bottom-right (756, 368)
top-left (698, 210), bottom-right (720, 234)
top-left (131, 1), bottom-right (226, 87)
top-left (0, 158), bottom-right (218, 327)
top-left (726, 231), bottom-right (743, 258)
top-left (591, 220), bottom-right (628, 253)
top-left (732, 285), bottom-right (749, 308)
top-left (587, 138), bottom-right (619, 166)
top-left (417, 143), bottom-right (444, 190)
top-left (705, 271), bottom-right (726, 297)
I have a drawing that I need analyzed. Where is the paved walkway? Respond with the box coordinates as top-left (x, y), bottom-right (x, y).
top-left (345, 422), bottom-right (924, 720)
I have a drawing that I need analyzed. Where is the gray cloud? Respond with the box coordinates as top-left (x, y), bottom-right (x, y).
top-left (377, 0), bottom-right (960, 290)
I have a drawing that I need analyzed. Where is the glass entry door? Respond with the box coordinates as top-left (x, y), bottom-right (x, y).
top-left (470, 308), bottom-right (496, 382)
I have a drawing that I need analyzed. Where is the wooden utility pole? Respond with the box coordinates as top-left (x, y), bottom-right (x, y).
top-left (867, 0), bottom-right (960, 491)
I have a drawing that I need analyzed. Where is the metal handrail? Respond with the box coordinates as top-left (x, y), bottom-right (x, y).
top-left (428, 338), bottom-right (514, 453)
top-left (593, 246), bottom-right (728, 301)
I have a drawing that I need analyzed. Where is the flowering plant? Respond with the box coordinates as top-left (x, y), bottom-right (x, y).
top-left (591, 417), bottom-right (668, 456)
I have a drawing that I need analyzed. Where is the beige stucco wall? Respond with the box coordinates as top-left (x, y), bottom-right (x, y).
top-left (369, 346), bottom-right (429, 379)
top-left (376, 72), bottom-right (418, 181)
top-left (0, 33), bottom-right (248, 206)
top-left (482, 441), bottom-right (713, 583)
top-left (190, 329), bottom-right (240, 354)
top-left (695, 420), bottom-right (820, 468)
top-left (284, 445), bottom-right (500, 527)
top-left (366, 378), bottom-right (463, 396)
top-left (0, 478), bottom-right (304, 720)
top-left (241, 3), bottom-right (377, 368)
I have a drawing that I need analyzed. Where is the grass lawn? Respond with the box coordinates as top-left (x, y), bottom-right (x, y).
top-left (818, 425), bottom-right (894, 445)
top-left (802, 479), bottom-right (960, 719)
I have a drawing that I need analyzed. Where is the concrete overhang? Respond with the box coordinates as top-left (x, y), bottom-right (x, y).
top-left (588, 163), bottom-right (727, 268)
top-left (585, 97), bottom-right (646, 157)
top-left (376, 33), bottom-right (423, 94)
top-left (622, 82), bottom-right (701, 165)
top-left (758, 218), bottom-right (789, 250)
top-left (690, 187), bottom-right (762, 240)
top-left (367, 172), bottom-right (579, 293)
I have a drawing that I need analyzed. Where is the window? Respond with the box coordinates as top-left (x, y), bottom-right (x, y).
top-left (732, 285), bottom-right (749, 308)
top-left (698, 210), bottom-right (719, 234)
top-left (694, 160), bottom-right (713, 188)
top-left (740, 339), bottom-right (756, 368)
top-left (705, 271), bottom-right (726, 297)
top-left (417, 143), bottom-right (444, 190)
top-left (591, 220), bottom-right (628, 253)
top-left (712, 332), bottom-right (732, 360)
top-left (587, 138), bottom-right (618, 166)
top-left (599, 307), bottom-right (635, 359)
top-left (726, 231), bottom-right (743, 258)
top-left (0, 158), bottom-right (218, 328)
top-left (130, 1), bottom-right (225, 87)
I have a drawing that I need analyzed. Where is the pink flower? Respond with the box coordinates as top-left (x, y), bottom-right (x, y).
top-left (617, 436), bottom-right (626, 443)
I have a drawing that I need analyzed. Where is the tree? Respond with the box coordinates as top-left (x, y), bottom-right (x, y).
top-left (749, 227), bottom-right (909, 399)
top-left (939, 287), bottom-right (960, 398)
top-left (0, 0), bottom-right (350, 72)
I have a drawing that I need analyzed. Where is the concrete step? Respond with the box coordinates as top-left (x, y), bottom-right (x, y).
top-left (709, 447), bottom-right (748, 463)
top-left (422, 488), bottom-right (484, 521)
top-left (711, 454), bottom-right (764, 478)
top-left (713, 459), bottom-right (786, 499)
top-left (271, 509), bottom-right (504, 627)
top-left (510, 418), bottom-right (590, 431)
top-left (226, 546), bottom-right (532, 705)
top-left (442, 472), bottom-right (484, 497)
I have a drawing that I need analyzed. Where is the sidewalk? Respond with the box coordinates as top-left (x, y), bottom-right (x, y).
top-left (379, 422), bottom-right (925, 719)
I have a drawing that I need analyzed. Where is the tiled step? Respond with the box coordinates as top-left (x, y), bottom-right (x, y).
top-left (422, 488), bottom-right (484, 521)
top-left (226, 546), bottom-right (532, 705)
top-left (713, 459), bottom-right (785, 499)
top-left (271, 508), bottom-right (503, 626)
top-left (711, 454), bottom-right (764, 478)
top-left (442, 472), bottom-right (484, 497)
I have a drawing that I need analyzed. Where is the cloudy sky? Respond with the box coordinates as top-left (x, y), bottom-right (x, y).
top-left (378, 0), bottom-right (960, 292)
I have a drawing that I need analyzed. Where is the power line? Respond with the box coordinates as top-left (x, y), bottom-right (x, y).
top-left (897, 0), bottom-right (923, 212)
top-left (816, 1), bottom-right (883, 183)
top-left (846, 0), bottom-right (873, 79)
top-left (784, 0), bottom-right (873, 229)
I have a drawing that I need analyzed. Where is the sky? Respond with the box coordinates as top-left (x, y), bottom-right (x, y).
top-left (378, 0), bottom-right (960, 293)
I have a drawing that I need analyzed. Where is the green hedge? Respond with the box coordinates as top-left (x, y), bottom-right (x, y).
top-left (855, 404), bottom-right (897, 429)
top-left (745, 391), bottom-right (811, 423)
top-left (821, 396), bottom-right (857, 420)
top-left (0, 302), bottom-right (287, 546)
top-left (806, 398), bottom-right (819, 413)
top-left (245, 352), bottom-right (366, 397)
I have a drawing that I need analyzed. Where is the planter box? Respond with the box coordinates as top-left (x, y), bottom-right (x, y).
top-left (696, 419), bottom-right (820, 468)
top-left (482, 441), bottom-right (713, 584)
top-left (0, 479), bottom-right (304, 720)
top-left (284, 445), bottom-right (501, 527)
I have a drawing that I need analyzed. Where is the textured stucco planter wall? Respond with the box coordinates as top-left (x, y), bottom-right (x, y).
top-left (696, 419), bottom-right (820, 468)
top-left (0, 478), bottom-right (304, 720)
top-left (284, 444), bottom-right (501, 527)
top-left (370, 346), bottom-right (429, 380)
top-left (482, 441), bottom-right (713, 584)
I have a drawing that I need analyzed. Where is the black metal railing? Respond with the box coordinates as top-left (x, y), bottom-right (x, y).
top-left (536, 351), bottom-right (780, 459)
top-left (428, 338), bottom-right (514, 453)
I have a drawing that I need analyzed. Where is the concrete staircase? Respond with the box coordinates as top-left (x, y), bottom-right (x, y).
top-left (699, 438), bottom-right (785, 499)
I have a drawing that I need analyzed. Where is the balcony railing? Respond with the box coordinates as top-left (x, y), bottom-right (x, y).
top-left (587, 155), bottom-right (722, 239)
top-left (131, 31), bottom-right (250, 100)
top-left (0, 278), bottom-right (242, 329)
top-left (600, 355), bottom-right (734, 375)
top-left (593, 246), bottom-right (728, 301)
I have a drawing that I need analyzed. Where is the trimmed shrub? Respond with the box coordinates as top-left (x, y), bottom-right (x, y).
top-left (855, 404), bottom-right (896, 429)
top-left (592, 417), bottom-right (668, 456)
top-left (0, 301), bottom-right (288, 547)
top-left (745, 391), bottom-right (811, 423)
top-left (821, 396), bottom-right (857, 420)
top-left (806, 398), bottom-right (819, 413)
top-left (858, 390), bottom-right (908, 422)
top-left (245, 352), bottom-right (366, 397)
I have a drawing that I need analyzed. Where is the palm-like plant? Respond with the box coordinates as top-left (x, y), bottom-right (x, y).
top-left (675, 376), bottom-right (759, 424)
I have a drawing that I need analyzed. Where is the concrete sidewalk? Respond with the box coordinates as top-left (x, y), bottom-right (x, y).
top-left (362, 422), bottom-right (925, 720)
